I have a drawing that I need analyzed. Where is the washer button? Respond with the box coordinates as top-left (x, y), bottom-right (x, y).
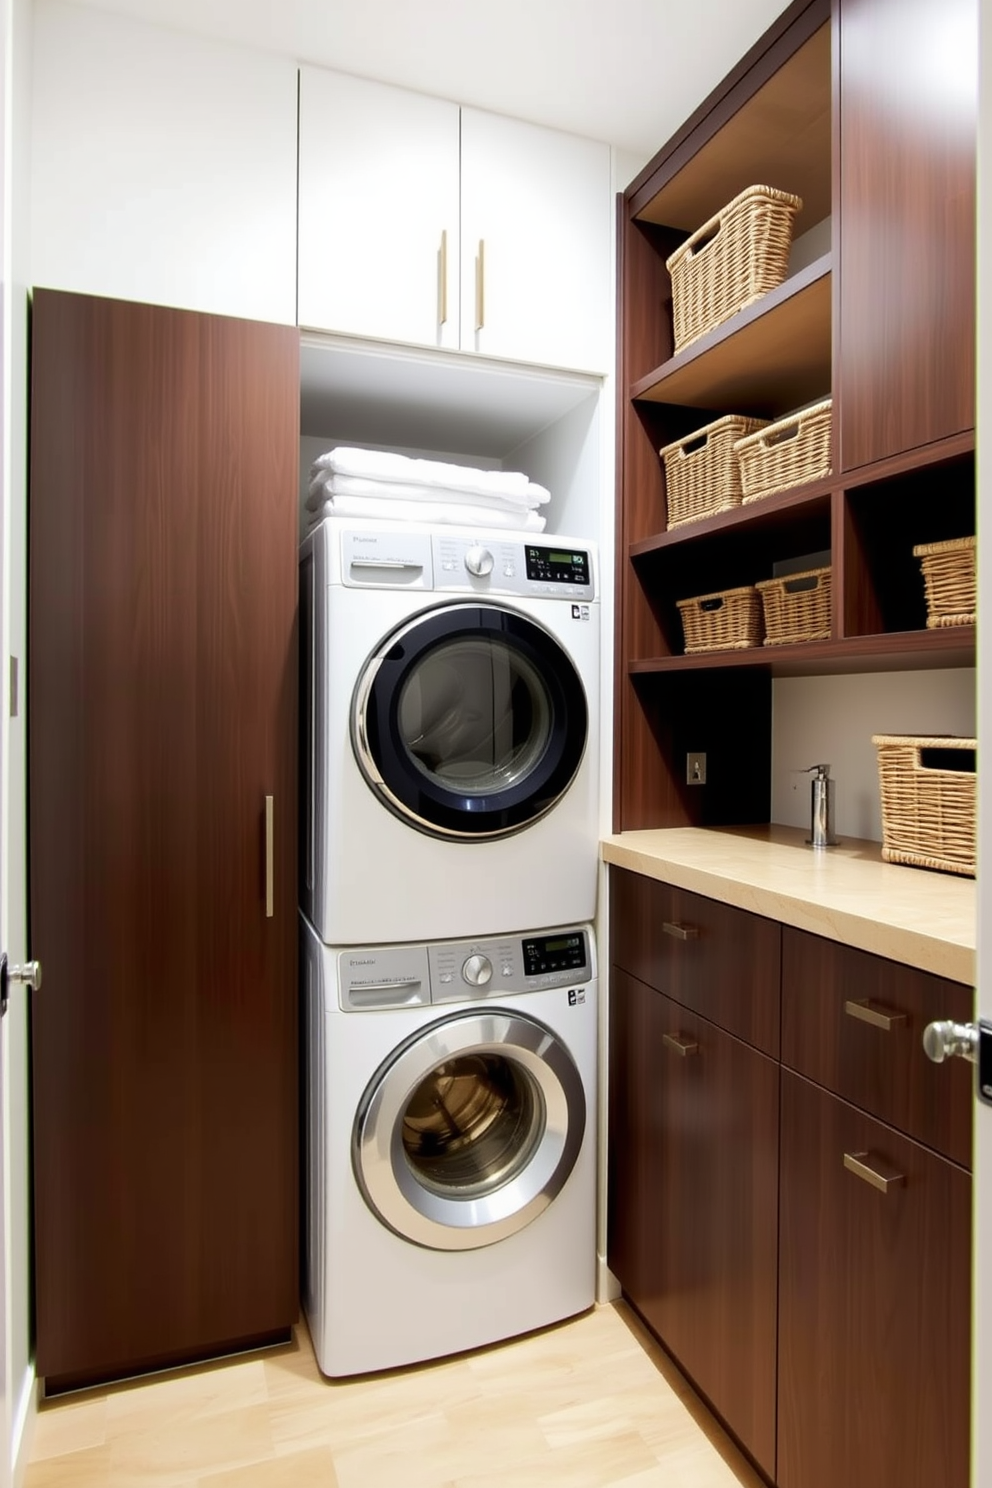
top-left (462, 953), bottom-right (493, 987)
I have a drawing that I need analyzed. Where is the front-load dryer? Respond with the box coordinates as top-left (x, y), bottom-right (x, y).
top-left (300, 911), bottom-right (597, 1378)
top-left (299, 519), bottom-right (600, 946)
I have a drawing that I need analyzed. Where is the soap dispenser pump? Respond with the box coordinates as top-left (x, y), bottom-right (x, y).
top-left (804, 763), bottom-right (838, 848)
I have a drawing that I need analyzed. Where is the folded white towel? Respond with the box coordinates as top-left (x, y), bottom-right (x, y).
top-left (307, 494), bottom-right (546, 533)
top-left (311, 446), bottom-right (550, 506)
top-left (306, 470), bottom-right (548, 515)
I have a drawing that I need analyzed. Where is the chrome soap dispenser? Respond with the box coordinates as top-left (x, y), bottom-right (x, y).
top-left (804, 762), bottom-right (838, 847)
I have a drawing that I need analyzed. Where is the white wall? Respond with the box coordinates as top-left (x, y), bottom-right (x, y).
top-left (2, 0), bottom-right (33, 1478)
top-left (771, 669), bottom-right (977, 841)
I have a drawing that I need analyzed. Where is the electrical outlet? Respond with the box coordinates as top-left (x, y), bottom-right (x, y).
top-left (686, 752), bottom-right (707, 785)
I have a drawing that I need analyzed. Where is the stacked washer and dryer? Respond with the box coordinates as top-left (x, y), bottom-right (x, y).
top-left (299, 517), bottom-right (601, 1378)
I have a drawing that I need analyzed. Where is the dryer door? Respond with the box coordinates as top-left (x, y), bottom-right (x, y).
top-left (353, 1007), bottom-right (586, 1251)
top-left (352, 602), bottom-right (588, 840)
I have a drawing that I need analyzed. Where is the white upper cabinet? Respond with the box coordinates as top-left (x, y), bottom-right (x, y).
top-left (30, 1), bottom-right (298, 324)
top-left (460, 108), bottom-right (612, 373)
top-left (298, 69), bottom-right (461, 350)
top-left (297, 69), bottom-right (613, 374)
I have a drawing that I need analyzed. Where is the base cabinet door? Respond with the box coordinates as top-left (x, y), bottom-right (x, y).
top-left (777, 1071), bottom-right (971, 1488)
top-left (608, 968), bottom-right (779, 1476)
top-left (29, 289), bottom-right (300, 1388)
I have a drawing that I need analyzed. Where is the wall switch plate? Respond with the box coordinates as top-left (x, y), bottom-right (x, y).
top-left (687, 752), bottom-right (706, 785)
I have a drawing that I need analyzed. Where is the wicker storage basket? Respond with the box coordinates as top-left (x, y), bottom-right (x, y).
top-left (659, 414), bottom-right (770, 528)
top-left (755, 566), bottom-right (831, 646)
top-left (913, 535), bottom-right (976, 628)
top-left (666, 185), bottom-right (803, 352)
top-left (735, 399), bottom-right (832, 503)
top-left (872, 735), bottom-right (976, 877)
top-left (676, 585), bottom-right (763, 653)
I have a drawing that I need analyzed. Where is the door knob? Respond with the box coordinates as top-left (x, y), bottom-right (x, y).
top-left (0, 953), bottom-right (42, 1017)
top-left (922, 1019), bottom-right (979, 1064)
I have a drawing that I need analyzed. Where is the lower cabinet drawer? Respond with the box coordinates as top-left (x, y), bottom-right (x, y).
top-left (608, 966), bottom-right (779, 1477)
top-left (777, 1071), bottom-right (971, 1488)
top-left (782, 928), bottom-right (973, 1166)
top-left (610, 867), bottom-right (781, 1056)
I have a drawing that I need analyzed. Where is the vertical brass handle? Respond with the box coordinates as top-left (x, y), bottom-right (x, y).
top-left (845, 999), bottom-right (907, 1031)
top-left (843, 1150), bottom-right (905, 1194)
top-left (475, 239), bottom-right (485, 330)
top-left (265, 795), bottom-right (274, 919)
top-left (662, 921), bottom-right (699, 941)
top-left (437, 229), bottom-right (448, 326)
top-left (662, 1032), bottom-right (699, 1057)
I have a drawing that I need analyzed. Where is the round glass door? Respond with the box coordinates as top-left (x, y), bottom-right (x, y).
top-left (352, 1009), bottom-right (586, 1251)
top-left (352, 604), bottom-right (588, 839)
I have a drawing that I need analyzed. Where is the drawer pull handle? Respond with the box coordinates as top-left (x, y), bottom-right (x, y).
top-left (843, 1150), bottom-right (905, 1195)
top-left (845, 999), bottom-right (907, 1032)
top-left (662, 1032), bottom-right (699, 1057)
top-left (662, 921), bottom-right (699, 941)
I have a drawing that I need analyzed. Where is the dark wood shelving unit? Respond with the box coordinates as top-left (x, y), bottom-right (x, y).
top-left (614, 0), bottom-right (976, 838)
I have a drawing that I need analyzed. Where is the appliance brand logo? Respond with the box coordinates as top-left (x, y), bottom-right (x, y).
top-left (348, 957), bottom-right (376, 966)
top-left (567, 988), bottom-right (586, 1005)
top-left (571, 604), bottom-right (590, 621)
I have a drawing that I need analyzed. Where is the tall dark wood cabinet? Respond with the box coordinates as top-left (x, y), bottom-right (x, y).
top-left (29, 289), bottom-right (300, 1390)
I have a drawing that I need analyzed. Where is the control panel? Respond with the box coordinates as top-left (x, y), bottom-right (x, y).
top-left (432, 534), bottom-right (595, 601)
top-left (338, 927), bottom-right (592, 1009)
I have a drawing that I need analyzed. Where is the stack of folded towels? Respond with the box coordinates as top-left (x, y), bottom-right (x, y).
top-left (307, 446), bottom-right (551, 532)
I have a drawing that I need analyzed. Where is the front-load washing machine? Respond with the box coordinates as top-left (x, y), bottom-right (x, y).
top-left (300, 911), bottom-right (597, 1378)
top-left (299, 519), bottom-right (600, 946)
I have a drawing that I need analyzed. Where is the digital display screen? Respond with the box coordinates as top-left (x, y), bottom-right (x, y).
top-left (525, 546), bottom-right (590, 586)
top-left (522, 931), bottom-right (587, 977)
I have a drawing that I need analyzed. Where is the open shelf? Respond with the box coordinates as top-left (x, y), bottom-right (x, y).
top-left (630, 255), bottom-right (831, 415)
top-left (630, 20), bottom-right (832, 232)
top-left (629, 626), bottom-right (975, 679)
top-left (630, 476), bottom-right (834, 556)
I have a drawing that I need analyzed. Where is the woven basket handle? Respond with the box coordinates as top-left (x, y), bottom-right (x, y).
top-left (685, 217), bottom-right (722, 260)
top-left (680, 431), bottom-right (710, 458)
top-left (783, 573), bottom-right (820, 595)
top-left (760, 422), bottom-right (802, 450)
top-left (916, 745), bottom-right (976, 775)
top-left (699, 597), bottom-right (725, 613)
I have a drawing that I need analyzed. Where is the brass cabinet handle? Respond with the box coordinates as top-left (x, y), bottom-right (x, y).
top-left (845, 998), bottom-right (908, 1032)
top-left (843, 1150), bottom-right (905, 1194)
top-left (662, 921), bottom-right (699, 941)
top-left (662, 1032), bottom-right (699, 1057)
top-left (475, 238), bottom-right (485, 330)
top-left (265, 795), bottom-right (274, 919)
top-left (437, 229), bottom-right (448, 326)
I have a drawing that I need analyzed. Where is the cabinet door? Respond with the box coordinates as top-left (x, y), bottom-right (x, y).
top-left (298, 68), bottom-right (460, 349)
top-left (29, 290), bottom-right (299, 1387)
top-left (30, 0), bottom-right (298, 324)
top-left (608, 969), bottom-right (779, 1476)
top-left (778, 1072), bottom-right (970, 1488)
top-left (460, 108), bottom-right (612, 372)
top-left (837, 0), bottom-right (977, 469)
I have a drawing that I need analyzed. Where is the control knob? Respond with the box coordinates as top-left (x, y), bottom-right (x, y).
top-left (464, 546), bottom-right (494, 578)
top-left (462, 953), bottom-right (493, 987)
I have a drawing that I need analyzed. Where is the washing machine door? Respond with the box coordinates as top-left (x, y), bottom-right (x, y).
top-left (353, 1007), bottom-right (586, 1251)
top-left (352, 602), bottom-right (588, 839)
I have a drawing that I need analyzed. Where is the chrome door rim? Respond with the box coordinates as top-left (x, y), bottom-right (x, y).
top-left (353, 1008), bottom-right (586, 1251)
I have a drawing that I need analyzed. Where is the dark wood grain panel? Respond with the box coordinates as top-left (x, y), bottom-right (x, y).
top-left (777, 1072), bottom-right (971, 1488)
top-left (29, 290), bottom-right (299, 1386)
top-left (610, 868), bottom-right (781, 1054)
top-left (838, 0), bottom-right (977, 470)
top-left (782, 928), bottom-right (973, 1167)
top-left (609, 968), bottom-right (780, 1477)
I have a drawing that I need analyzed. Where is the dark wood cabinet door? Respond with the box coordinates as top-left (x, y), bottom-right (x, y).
top-left (778, 1072), bottom-right (971, 1488)
top-left (29, 289), bottom-right (300, 1387)
top-left (838, 0), bottom-right (977, 470)
top-left (782, 929), bottom-right (973, 1167)
top-left (608, 967), bottom-right (779, 1477)
top-left (609, 867), bottom-right (781, 1055)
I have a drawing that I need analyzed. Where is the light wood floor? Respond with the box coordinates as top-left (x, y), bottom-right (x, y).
top-left (24, 1302), bottom-right (765, 1488)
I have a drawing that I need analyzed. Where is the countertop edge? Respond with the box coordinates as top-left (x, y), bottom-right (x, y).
top-left (601, 833), bottom-right (976, 986)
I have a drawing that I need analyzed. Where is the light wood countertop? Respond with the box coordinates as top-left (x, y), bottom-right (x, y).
top-left (601, 825), bottom-right (976, 985)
